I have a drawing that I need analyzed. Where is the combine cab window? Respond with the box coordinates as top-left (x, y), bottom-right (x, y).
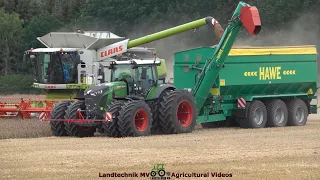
top-left (30, 52), bottom-right (80, 84)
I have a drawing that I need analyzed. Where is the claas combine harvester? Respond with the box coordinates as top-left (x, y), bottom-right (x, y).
top-left (19, 1), bottom-right (318, 138)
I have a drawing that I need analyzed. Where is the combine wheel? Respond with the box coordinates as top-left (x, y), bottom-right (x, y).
top-left (64, 101), bottom-right (96, 137)
top-left (158, 90), bottom-right (197, 134)
top-left (286, 98), bottom-right (308, 126)
top-left (102, 100), bottom-right (124, 137)
top-left (238, 100), bottom-right (267, 128)
top-left (266, 99), bottom-right (288, 127)
top-left (50, 101), bottom-right (72, 136)
top-left (118, 100), bottom-right (152, 137)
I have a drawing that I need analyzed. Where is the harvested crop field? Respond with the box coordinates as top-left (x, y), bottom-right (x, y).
top-left (0, 115), bottom-right (319, 180)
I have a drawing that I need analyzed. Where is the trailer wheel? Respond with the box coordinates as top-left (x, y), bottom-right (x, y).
top-left (239, 100), bottom-right (267, 128)
top-left (118, 100), bottom-right (153, 137)
top-left (102, 100), bottom-right (124, 137)
top-left (265, 99), bottom-right (288, 127)
top-left (286, 98), bottom-right (308, 126)
top-left (50, 101), bottom-right (72, 136)
top-left (158, 90), bottom-right (197, 134)
top-left (64, 101), bottom-right (96, 137)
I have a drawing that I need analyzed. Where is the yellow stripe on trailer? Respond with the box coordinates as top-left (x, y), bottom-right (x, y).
top-left (229, 45), bottom-right (317, 56)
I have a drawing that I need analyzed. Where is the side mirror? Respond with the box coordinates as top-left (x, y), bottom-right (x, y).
top-left (141, 68), bottom-right (147, 79)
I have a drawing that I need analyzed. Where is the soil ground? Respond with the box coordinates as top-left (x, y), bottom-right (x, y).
top-left (0, 115), bottom-right (319, 180)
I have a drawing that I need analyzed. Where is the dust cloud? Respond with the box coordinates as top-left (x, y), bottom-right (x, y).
top-left (126, 20), bottom-right (217, 80)
top-left (235, 12), bottom-right (320, 46)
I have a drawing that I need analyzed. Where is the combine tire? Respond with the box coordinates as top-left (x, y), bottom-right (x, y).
top-left (158, 90), bottom-right (197, 134)
top-left (64, 101), bottom-right (96, 137)
top-left (238, 100), bottom-right (267, 128)
top-left (118, 100), bottom-right (152, 137)
top-left (102, 100), bottom-right (124, 137)
top-left (286, 98), bottom-right (308, 126)
top-left (266, 99), bottom-right (288, 127)
top-left (50, 101), bottom-right (72, 136)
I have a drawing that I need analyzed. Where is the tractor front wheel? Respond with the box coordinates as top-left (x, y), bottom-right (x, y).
top-left (50, 101), bottom-right (72, 136)
top-left (118, 100), bottom-right (152, 137)
top-left (64, 101), bottom-right (96, 137)
top-left (158, 90), bottom-right (197, 134)
top-left (102, 100), bottom-right (124, 137)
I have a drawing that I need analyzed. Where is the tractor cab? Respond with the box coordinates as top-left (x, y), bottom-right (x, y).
top-left (108, 59), bottom-right (161, 97)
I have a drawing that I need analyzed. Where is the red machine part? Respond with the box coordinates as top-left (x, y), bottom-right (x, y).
top-left (40, 109), bottom-right (111, 123)
top-left (240, 6), bottom-right (261, 35)
top-left (0, 98), bottom-right (72, 119)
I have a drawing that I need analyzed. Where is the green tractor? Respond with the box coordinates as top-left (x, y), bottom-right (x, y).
top-left (50, 58), bottom-right (197, 137)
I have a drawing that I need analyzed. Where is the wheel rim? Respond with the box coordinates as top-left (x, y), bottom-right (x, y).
top-left (253, 107), bottom-right (264, 125)
top-left (296, 106), bottom-right (305, 123)
top-left (275, 107), bottom-right (285, 124)
top-left (134, 109), bottom-right (148, 132)
top-left (176, 100), bottom-right (193, 127)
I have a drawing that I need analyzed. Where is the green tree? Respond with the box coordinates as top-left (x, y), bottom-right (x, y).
top-left (0, 8), bottom-right (23, 75)
top-left (23, 11), bottom-right (62, 50)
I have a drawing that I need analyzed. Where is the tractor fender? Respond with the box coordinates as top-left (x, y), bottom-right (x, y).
top-left (152, 84), bottom-right (176, 99)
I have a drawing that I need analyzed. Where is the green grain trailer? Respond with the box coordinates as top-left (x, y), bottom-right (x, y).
top-left (173, 45), bottom-right (318, 128)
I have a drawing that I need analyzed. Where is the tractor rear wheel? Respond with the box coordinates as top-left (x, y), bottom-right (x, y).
top-left (50, 101), bottom-right (72, 136)
top-left (286, 98), bottom-right (308, 126)
top-left (64, 101), bottom-right (96, 137)
top-left (118, 100), bottom-right (152, 137)
top-left (102, 100), bottom-right (124, 137)
top-left (158, 90), bottom-right (197, 134)
top-left (150, 89), bottom-right (174, 134)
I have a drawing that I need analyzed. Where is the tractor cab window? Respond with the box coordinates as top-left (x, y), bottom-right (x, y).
top-left (111, 64), bottom-right (135, 83)
top-left (135, 65), bottom-right (157, 92)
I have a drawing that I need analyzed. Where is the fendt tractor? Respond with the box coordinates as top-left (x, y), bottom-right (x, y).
top-left (28, 1), bottom-right (318, 138)
top-left (25, 6), bottom-right (225, 136)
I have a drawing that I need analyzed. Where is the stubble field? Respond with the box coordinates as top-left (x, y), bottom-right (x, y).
top-left (0, 113), bottom-right (319, 180)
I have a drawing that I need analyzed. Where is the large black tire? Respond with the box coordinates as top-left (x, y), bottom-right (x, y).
top-left (102, 100), bottom-right (124, 137)
top-left (266, 99), bottom-right (288, 127)
top-left (64, 101), bottom-right (96, 137)
top-left (158, 90), bottom-right (197, 134)
top-left (118, 100), bottom-right (153, 137)
top-left (151, 89), bottom-right (174, 134)
top-left (238, 100), bottom-right (267, 128)
top-left (50, 101), bottom-right (72, 136)
top-left (286, 98), bottom-right (308, 126)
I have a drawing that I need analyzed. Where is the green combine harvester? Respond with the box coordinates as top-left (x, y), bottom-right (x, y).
top-left (45, 1), bottom-right (317, 138)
